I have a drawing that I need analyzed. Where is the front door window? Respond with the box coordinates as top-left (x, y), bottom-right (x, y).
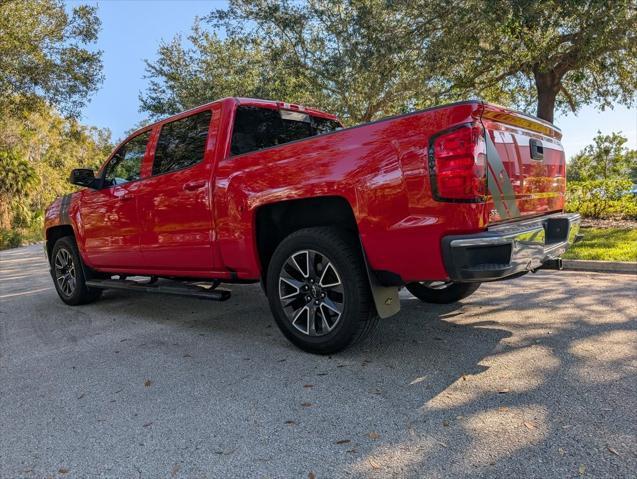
top-left (103, 131), bottom-right (150, 187)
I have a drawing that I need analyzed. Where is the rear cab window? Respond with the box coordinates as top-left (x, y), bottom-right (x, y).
top-left (152, 110), bottom-right (212, 175)
top-left (231, 106), bottom-right (341, 156)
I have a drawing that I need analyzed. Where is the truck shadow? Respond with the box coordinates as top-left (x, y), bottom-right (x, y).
top-left (95, 281), bottom-right (511, 377)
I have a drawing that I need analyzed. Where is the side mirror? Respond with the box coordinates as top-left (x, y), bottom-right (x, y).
top-left (69, 168), bottom-right (97, 188)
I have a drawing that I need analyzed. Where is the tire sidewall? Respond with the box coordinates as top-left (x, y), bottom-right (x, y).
top-left (266, 230), bottom-right (367, 353)
top-left (50, 237), bottom-right (93, 305)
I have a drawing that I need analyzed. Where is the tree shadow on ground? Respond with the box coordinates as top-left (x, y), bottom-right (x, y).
top-left (347, 273), bottom-right (636, 478)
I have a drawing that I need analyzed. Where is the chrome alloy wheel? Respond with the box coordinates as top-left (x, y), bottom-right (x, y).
top-left (54, 248), bottom-right (76, 296)
top-left (278, 249), bottom-right (344, 336)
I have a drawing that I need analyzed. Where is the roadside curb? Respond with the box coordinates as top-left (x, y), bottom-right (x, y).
top-left (562, 259), bottom-right (637, 275)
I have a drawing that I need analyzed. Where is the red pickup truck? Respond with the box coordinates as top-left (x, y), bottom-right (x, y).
top-left (44, 97), bottom-right (580, 353)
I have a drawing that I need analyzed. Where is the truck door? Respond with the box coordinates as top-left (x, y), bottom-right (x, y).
top-left (137, 107), bottom-right (219, 271)
top-left (80, 131), bottom-right (150, 268)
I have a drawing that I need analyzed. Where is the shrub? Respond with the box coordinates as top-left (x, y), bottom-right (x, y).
top-left (566, 178), bottom-right (637, 219)
top-left (0, 228), bottom-right (23, 249)
top-left (0, 214), bottom-right (44, 250)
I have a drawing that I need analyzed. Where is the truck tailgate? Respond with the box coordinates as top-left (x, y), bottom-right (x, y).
top-left (480, 104), bottom-right (565, 224)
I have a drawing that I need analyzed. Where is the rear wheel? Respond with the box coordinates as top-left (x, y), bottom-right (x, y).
top-left (406, 281), bottom-right (480, 304)
top-left (51, 236), bottom-right (102, 305)
top-left (266, 227), bottom-right (377, 354)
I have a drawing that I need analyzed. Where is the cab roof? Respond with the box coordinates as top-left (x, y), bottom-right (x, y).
top-left (232, 97), bottom-right (339, 121)
top-left (123, 97), bottom-right (340, 144)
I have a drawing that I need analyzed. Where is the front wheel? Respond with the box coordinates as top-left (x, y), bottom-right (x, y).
top-left (50, 236), bottom-right (102, 306)
top-left (266, 227), bottom-right (378, 354)
top-left (406, 281), bottom-right (480, 304)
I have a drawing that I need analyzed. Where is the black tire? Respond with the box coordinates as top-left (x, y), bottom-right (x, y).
top-left (266, 227), bottom-right (377, 354)
top-left (406, 281), bottom-right (480, 304)
top-left (50, 236), bottom-right (102, 306)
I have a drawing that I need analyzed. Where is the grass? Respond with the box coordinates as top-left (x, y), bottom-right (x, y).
top-left (563, 227), bottom-right (637, 262)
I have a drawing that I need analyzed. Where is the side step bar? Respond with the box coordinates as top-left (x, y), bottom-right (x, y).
top-left (85, 278), bottom-right (231, 301)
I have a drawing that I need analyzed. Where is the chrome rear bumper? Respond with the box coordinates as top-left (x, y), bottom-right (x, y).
top-left (442, 213), bottom-right (581, 282)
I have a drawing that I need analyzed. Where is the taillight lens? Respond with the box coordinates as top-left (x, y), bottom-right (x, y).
top-left (430, 125), bottom-right (486, 201)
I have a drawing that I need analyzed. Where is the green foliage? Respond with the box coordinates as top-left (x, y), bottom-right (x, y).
top-left (566, 178), bottom-right (637, 219)
top-left (419, 0), bottom-right (637, 122)
top-left (563, 227), bottom-right (637, 262)
top-left (0, 218), bottom-right (42, 250)
top-left (141, 22), bottom-right (308, 120)
top-left (568, 131), bottom-right (637, 182)
top-left (565, 131), bottom-right (636, 220)
top-left (142, 1), bottom-right (443, 124)
top-left (141, 0), bottom-right (636, 125)
top-left (0, 0), bottom-right (103, 117)
top-left (0, 228), bottom-right (23, 250)
top-left (0, 149), bottom-right (39, 230)
top-left (0, 149), bottom-right (39, 197)
top-left (0, 0), bottom-right (106, 249)
top-left (0, 104), bottom-right (112, 248)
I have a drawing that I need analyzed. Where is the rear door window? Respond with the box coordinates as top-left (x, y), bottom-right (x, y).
top-left (231, 106), bottom-right (341, 155)
top-left (102, 131), bottom-right (150, 187)
top-left (152, 110), bottom-right (212, 175)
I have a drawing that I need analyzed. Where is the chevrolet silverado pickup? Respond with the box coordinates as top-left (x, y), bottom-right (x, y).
top-left (44, 97), bottom-right (580, 353)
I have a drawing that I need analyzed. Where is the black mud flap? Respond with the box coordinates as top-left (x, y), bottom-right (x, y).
top-left (359, 240), bottom-right (400, 319)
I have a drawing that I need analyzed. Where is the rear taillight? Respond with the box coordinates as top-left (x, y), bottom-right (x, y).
top-left (429, 124), bottom-right (487, 201)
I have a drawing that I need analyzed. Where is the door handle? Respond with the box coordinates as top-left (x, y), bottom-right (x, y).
top-left (183, 180), bottom-right (207, 191)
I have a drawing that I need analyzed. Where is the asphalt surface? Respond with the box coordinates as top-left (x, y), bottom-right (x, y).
top-left (1, 244), bottom-right (635, 479)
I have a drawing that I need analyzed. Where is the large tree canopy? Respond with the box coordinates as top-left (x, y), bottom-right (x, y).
top-left (208, 0), bottom-right (442, 123)
top-left (141, 0), bottom-right (636, 125)
top-left (415, 0), bottom-right (637, 122)
top-left (140, 21), bottom-right (309, 120)
top-left (0, 0), bottom-right (104, 116)
top-left (141, 0), bottom-right (442, 124)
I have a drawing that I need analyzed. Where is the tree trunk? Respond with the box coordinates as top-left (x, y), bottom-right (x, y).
top-left (534, 69), bottom-right (560, 123)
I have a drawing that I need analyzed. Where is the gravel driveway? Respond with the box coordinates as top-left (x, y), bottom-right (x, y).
top-left (1, 244), bottom-right (635, 478)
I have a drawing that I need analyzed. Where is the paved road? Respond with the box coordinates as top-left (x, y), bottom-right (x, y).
top-left (1, 244), bottom-right (635, 478)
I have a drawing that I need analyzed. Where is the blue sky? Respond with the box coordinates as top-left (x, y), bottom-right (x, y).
top-left (72, 0), bottom-right (221, 139)
top-left (72, 1), bottom-right (636, 159)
